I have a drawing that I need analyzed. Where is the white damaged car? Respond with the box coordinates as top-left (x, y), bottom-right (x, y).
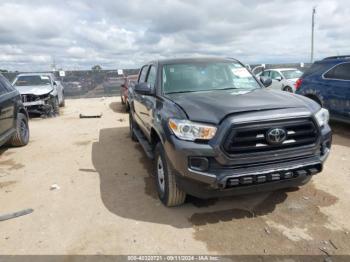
top-left (12, 73), bottom-right (65, 116)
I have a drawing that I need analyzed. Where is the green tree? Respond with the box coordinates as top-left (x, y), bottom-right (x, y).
top-left (92, 65), bottom-right (102, 71)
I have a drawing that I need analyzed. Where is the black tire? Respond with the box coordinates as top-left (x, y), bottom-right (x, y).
top-left (284, 86), bottom-right (293, 93)
top-left (59, 93), bottom-right (65, 107)
top-left (154, 143), bottom-right (186, 207)
top-left (129, 111), bottom-right (137, 142)
top-left (9, 113), bottom-right (29, 147)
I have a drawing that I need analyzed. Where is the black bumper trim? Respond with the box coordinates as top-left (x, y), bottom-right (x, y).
top-left (176, 173), bottom-right (312, 199)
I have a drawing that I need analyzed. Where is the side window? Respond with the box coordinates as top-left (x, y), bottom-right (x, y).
top-left (270, 71), bottom-right (281, 80)
top-left (324, 63), bottom-right (350, 80)
top-left (261, 71), bottom-right (270, 77)
top-left (146, 66), bottom-right (157, 88)
top-left (138, 65), bottom-right (149, 83)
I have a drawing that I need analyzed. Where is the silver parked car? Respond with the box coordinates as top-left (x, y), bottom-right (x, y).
top-left (258, 68), bottom-right (303, 92)
top-left (12, 73), bottom-right (65, 116)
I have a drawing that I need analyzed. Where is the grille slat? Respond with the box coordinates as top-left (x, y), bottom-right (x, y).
top-left (223, 118), bottom-right (318, 155)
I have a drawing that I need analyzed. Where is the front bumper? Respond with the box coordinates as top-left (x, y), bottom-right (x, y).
top-left (21, 96), bottom-right (53, 115)
top-left (164, 123), bottom-right (332, 199)
top-left (23, 100), bottom-right (45, 107)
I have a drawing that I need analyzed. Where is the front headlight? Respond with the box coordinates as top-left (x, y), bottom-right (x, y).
top-left (315, 108), bottom-right (329, 127)
top-left (168, 119), bottom-right (217, 141)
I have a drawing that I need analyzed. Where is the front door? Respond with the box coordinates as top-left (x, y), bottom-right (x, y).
top-left (0, 79), bottom-right (15, 136)
top-left (269, 71), bottom-right (284, 91)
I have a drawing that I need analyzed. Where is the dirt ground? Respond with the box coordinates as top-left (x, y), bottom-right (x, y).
top-left (0, 97), bottom-right (350, 255)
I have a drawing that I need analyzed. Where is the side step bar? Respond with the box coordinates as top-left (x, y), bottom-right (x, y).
top-left (133, 127), bottom-right (154, 159)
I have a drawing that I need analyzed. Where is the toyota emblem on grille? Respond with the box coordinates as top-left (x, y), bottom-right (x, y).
top-left (266, 128), bottom-right (287, 145)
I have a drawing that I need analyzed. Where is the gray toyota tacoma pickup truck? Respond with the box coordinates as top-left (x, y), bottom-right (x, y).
top-left (128, 57), bottom-right (332, 207)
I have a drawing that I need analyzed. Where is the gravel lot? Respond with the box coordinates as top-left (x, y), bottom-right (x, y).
top-left (0, 97), bottom-right (349, 255)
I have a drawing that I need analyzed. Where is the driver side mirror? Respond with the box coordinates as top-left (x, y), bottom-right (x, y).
top-left (53, 81), bottom-right (58, 86)
top-left (134, 82), bottom-right (153, 95)
top-left (260, 76), bottom-right (272, 87)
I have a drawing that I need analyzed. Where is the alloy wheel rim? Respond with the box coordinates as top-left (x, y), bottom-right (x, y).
top-left (20, 120), bottom-right (28, 141)
top-left (157, 156), bottom-right (165, 194)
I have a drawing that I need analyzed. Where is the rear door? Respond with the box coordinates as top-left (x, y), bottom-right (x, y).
top-left (139, 65), bottom-right (157, 135)
top-left (323, 62), bottom-right (350, 118)
top-left (0, 77), bottom-right (16, 136)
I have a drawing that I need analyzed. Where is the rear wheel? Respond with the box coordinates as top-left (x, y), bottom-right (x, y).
top-left (9, 113), bottom-right (29, 147)
top-left (154, 143), bottom-right (186, 207)
top-left (284, 86), bottom-right (293, 93)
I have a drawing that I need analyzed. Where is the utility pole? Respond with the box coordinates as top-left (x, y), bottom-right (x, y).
top-left (51, 56), bottom-right (57, 72)
top-left (311, 7), bottom-right (316, 63)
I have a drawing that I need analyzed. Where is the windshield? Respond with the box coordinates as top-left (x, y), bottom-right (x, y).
top-left (162, 62), bottom-right (261, 94)
top-left (281, 70), bottom-right (303, 79)
top-left (14, 75), bottom-right (52, 86)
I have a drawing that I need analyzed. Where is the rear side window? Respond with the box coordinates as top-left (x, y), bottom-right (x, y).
top-left (324, 63), bottom-right (350, 80)
top-left (270, 71), bottom-right (281, 80)
top-left (302, 63), bottom-right (326, 78)
top-left (261, 71), bottom-right (270, 77)
top-left (138, 65), bottom-right (149, 83)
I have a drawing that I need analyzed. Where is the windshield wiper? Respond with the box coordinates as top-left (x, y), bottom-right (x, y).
top-left (166, 90), bottom-right (208, 94)
top-left (216, 87), bottom-right (240, 90)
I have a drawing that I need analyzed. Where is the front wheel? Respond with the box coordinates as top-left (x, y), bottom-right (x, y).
top-left (154, 143), bottom-right (186, 207)
top-left (9, 113), bottom-right (30, 147)
top-left (59, 93), bottom-right (65, 107)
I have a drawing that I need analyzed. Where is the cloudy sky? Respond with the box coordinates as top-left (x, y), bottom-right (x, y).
top-left (0, 0), bottom-right (349, 71)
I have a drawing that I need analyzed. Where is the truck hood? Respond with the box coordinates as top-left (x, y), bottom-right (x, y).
top-left (166, 88), bottom-right (317, 124)
top-left (16, 85), bottom-right (53, 96)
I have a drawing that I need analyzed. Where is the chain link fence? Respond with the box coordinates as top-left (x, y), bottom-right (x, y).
top-left (2, 63), bottom-right (310, 99)
top-left (3, 69), bottom-right (139, 99)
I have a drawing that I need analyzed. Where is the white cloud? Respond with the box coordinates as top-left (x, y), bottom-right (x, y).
top-left (0, 0), bottom-right (349, 71)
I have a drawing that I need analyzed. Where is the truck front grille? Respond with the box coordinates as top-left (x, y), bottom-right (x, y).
top-left (22, 94), bottom-right (39, 103)
top-left (223, 118), bottom-right (318, 155)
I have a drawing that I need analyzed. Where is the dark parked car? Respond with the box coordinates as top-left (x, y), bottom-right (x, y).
top-left (120, 74), bottom-right (138, 111)
top-left (295, 56), bottom-right (350, 123)
top-left (128, 57), bottom-right (332, 206)
top-left (0, 74), bottom-right (29, 148)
